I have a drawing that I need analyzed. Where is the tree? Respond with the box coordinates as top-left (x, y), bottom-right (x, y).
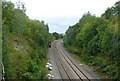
top-left (52, 32), bottom-right (59, 39)
top-left (2, 1), bottom-right (52, 79)
top-left (63, 1), bottom-right (119, 79)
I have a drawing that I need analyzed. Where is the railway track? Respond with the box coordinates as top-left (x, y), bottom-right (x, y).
top-left (49, 40), bottom-right (101, 81)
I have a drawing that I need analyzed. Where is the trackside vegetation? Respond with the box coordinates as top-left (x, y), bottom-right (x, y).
top-left (2, 1), bottom-right (54, 79)
top-left (52, 32), bottom-right (63, 40)
top-left (63, 1), bottom-right (120, 80)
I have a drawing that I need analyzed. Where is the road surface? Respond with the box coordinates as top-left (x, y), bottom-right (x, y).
top-left (48, 40), bottom-right (101, 81)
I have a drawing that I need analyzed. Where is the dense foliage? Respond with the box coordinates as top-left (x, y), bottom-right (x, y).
top-left (64, 1), bottom-right (120, 79)
top-left (52, 32), bottom-right (63, 40)
top-left (2, 1), bottom-right (53, 79)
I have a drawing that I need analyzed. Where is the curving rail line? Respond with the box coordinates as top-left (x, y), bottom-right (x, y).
top-left (49, 40), bottom-right (101, 81)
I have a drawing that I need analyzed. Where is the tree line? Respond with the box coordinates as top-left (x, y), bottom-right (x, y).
top-left (63, 1), bottom-right (120, 80)
top-left (2, 1), bottom-right (54, 79)
top-left (52, 32), bottom-right (63, 40)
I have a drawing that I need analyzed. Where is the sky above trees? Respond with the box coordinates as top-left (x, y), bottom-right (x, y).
top-left (8, 0), bottom-right (118, 33)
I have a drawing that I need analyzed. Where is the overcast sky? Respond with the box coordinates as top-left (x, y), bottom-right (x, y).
top-left (9, 0), bottom-right (118, 33)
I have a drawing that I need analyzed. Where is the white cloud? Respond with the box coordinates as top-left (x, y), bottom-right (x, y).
top-left (9, 0), bottom-right (118, 17)
top-left (8, 0), bottom-right (118, 33)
